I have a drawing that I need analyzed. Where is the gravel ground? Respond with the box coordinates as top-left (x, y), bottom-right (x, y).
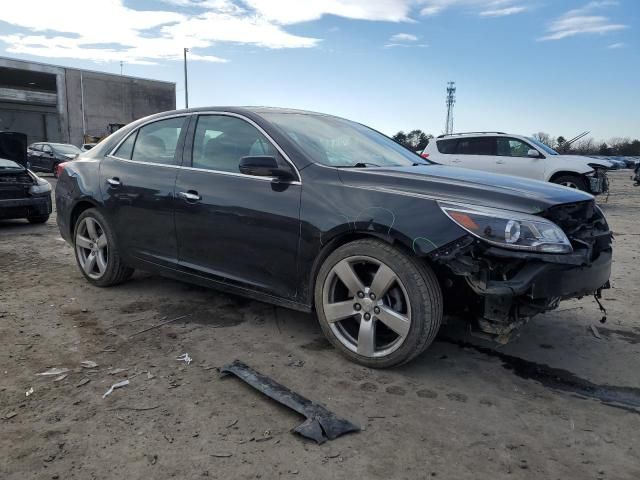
top-left (1, 170), bottom-right (639, 480)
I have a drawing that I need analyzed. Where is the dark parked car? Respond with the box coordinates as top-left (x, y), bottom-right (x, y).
top-left (55, 107), bottom-right (612, 367)
top-left (28, 142), bottom-right (81, 176)
top-left (0, 132), bottom-right (52, 224)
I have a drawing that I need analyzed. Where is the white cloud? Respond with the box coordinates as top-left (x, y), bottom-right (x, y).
top-left (0, 0), bottom-right (537, 64)
top-left (479, 6), bottom-right (528, 17)
top-left (389, 33), bottom-right (419, 42)
top-left (607, 42), bottom-right (626, 49)
top-left (419, 0), bottom-right (528, 17)
top-left (539, 1), bottom-right (627, 41)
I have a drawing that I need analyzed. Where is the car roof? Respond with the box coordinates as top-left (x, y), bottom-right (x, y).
top-left (436, 132), bottom-right (523, 140)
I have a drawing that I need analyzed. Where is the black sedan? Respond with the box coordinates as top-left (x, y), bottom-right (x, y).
top-left (55, 107), bottom-right (612, 367)
top-left (28, 142), bottom-right (81, 176)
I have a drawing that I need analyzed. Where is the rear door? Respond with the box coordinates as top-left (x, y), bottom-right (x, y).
top-left (99, 115), bottom-right (188, 266)
top-left (494, 137), bottom-right (546, 180)
top-left (453, 137), bottom-right (498, 172)
top-left (174, 113), bottom-right (301, 299)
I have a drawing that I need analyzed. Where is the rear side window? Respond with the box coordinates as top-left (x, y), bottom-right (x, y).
top-left (130, 117), bottom-right (185, 165)
top-left (436, 139), bottom-right (457, 154)
top-left (192, 115), bottom-right (278, 173)
top-left (456, 137), bottom-right (495, 156)
top-left (113, 131), bottom-right (137, 160)
top-left (30, 144), bottom-right (42, 151)
top-left (42, 144), bottom-right (52, 153)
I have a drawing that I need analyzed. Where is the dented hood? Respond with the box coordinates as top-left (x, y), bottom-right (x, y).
top-left (338, 164), bottom-right (593, 214)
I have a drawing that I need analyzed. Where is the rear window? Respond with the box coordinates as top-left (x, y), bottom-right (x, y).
top-left (436, 139), bottom-right (457, 154)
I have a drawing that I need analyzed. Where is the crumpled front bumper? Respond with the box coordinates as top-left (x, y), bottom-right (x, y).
top-left (586, 170), bottom-right (609, 195)
top-left (470, 247), bottom-right (612, 300)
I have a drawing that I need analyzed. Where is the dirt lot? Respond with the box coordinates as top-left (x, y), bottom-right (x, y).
top-left (1, 171), bottom-right (639, 479)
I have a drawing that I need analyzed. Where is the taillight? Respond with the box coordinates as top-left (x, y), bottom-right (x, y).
top-left (55, 162), bottom-right (68, 177)
top-left (420, 153), bottom-right (429, 159)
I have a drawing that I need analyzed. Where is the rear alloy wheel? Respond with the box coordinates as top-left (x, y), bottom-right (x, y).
top-left (315, 239), bottom-right (442, 368)
top-left (552, 174), bottom-right (588, 192)
top-left (74, 208), bottom-right (133, 286)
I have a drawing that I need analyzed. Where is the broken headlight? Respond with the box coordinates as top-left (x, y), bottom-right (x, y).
top-left (439, 202), bottom-right (572, 253)
top-left (28, 176), bottom-right (52, 196)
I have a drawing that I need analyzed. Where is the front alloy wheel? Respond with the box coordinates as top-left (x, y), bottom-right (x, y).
top-left (323, 256), bottom-right (411, 358)
top-left (75, 217), bottom-right (108, 279)
top-left (315, 239), bottom-right (442, 368)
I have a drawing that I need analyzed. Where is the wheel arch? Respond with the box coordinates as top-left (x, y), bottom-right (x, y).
top-left (307, 229), bottom-right (425, 311)
top-left (69, 199), bottom-right (100, 239)
top-left (548, 170), bottom-right (586, 183)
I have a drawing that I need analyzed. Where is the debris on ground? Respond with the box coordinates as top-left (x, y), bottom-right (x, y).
top-left (4, 411), bottom-right (18, 420)
top-left (220, 360), bottom-right (360, 444)
top-left (591, 325), bottom-right (603, 339)
top-left (176, 353), bottom-right (192, 365)
top-left (75, 378), bottom-right (90, 388)
top-left (211, 453), bottom-right (233, 458)
top-left (36, 368), bottom-right (70, 376)
top-left (286, 359), bottom-right (305, 368)
top-left (102, 380), bottom-right (130, 399)
top-left (54, 374), bottom-right (68, 382)
top-left (80, 360), bottom-right (98, 369)
top-left (109, 368), bottom-right (128, 375)
top-left (146, 371), bottom-right (155, 380)
top-left (128, 314), bottom-right (192, 338)
top-left (25, 387), bottom-right (34, 397)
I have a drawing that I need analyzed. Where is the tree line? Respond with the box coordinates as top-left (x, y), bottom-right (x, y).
top-left (392, 129), bottom-right (640, 156)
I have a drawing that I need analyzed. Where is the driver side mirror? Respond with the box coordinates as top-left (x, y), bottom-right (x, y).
top-left (527, 149), bottom-right (540, 158)
top-left (239, 156), bottom-right (294, 181)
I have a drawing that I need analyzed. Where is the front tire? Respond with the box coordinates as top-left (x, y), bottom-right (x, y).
top-left (73, 208), bottom-right (133, 287)
top-left (552, 174), bottom-right (588, 192)
top-left (314, 239), bottom-right (443, 368)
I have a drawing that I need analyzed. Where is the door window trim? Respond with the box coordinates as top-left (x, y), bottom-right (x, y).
top-left (107, 111), bottom-right (301, 184)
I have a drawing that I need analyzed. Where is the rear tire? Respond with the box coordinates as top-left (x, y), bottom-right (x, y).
top-left (314, 239), bottom-right (443, 368)
top-left (73, 208), bottom-right (133, 287)
top-left (552, 174), bottom-right (588, 192)
top-left (27, 215), bottom-right (49, 224)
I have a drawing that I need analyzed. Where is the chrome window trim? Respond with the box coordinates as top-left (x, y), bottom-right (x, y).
top-left (107, 110), bottom-right (302, 184)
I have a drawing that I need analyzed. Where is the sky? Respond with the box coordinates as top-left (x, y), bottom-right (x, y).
top-left (0, 0), bottom-right (638, 140)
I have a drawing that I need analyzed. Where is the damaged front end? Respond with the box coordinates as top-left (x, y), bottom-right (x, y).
top-left (431, 200), bottom-right (612, 343)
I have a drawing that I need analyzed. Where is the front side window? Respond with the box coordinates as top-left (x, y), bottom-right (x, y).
top-left (496, 138), bottom-right (531, 157)
top-left (30, 144), bottom-right (42, 152)
top-left (456, 137), bottom-right (495, 156)
top-left (129, 117), bottom-right (185, 165)
top-left (42, 144), bottom-right (52, 153)
top-left (192, 115), bottom-right (279, 173)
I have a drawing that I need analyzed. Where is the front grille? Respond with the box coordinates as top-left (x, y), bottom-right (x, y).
top-left (543, 200), bottom-right (611, 260)
top-left (0, 187), bottom-right (29, 199)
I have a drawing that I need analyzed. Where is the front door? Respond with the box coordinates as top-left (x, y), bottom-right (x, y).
top-left (494, 137), bottom-right (546, 180)
top-left (174, 114), bottom-right (301, 299)
top-left (99, 115), bottom-right (188, 266)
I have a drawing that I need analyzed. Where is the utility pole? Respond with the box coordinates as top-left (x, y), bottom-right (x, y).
top-left (120, 61), bottom-right (123, 75)
top-left (183, 47), bottom-right (189, 108)
top-left (445, 81), bottom-right (456, 135)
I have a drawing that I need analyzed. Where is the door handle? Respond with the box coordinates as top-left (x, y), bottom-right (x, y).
top-left (107, 177), bottom-right (121, 186)
top-left (496, 160), bottom-right (505, 164)
top-left (178, 190), bottom-right (201, 202)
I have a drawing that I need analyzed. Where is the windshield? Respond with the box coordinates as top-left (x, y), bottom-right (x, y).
top-left (54, 144), bottom-right (81, 155)
top-left (527, 137), bottom-right (559, 156)
top-left (0, 158), bottom-right (25, 170)
top-left (262, 113), bottom-right (429, 168)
